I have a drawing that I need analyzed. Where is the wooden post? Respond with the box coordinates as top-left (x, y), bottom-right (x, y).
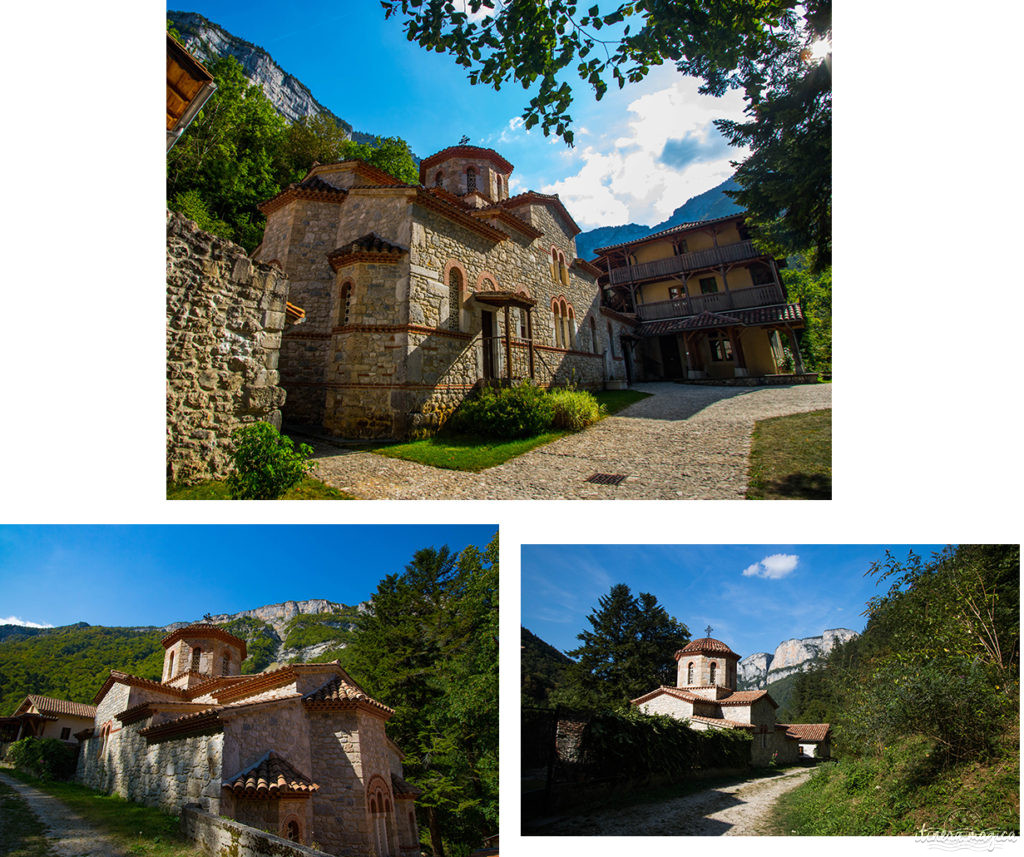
top-left (785, 326), bottom-right (806, 374)
top-left (503, 304), bottom-right (512, 383)
top-left (527, 308), bottom-right (535, 379)
top-left (720, 265), bottom-right (734, 309)
top-left (728, 327), bottom-right (747, 375)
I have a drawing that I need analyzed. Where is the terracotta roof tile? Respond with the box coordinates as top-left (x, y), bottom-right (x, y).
top-left (498, 192), bottom-right (581, 236)
top-left (781, 723), bottom-right (831, 742)
top-left (594, 213), bottom-right (747, 254)
top-left (161, 624), bottom-right (247, 659)
top-left (639, 304), bottom-right (803, 337)
top-left (676, 637), bottom-right (740, 657)
top-left (302, 675), bottom-right (394, 718)
top-left (225, 752), bottom-right (319, 799)
top-left (138, 707), bottom-right (222, 743)
top-left (419, 145), bottom-right (514, 177)
top-left (689, 714), bottom-right (755, 730)
top-left (718, 690), bottom-right (777, 707)
top-left (92, 671), bottom-right (188, 706)
top-left (22, 696), bottom-right (96, 719)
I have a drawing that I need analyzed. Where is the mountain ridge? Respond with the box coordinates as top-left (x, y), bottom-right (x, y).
top-left (737, 627), bottom-right (859, 690)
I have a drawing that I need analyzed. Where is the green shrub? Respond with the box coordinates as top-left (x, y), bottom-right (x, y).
top-left (449, 383), bottom-right (554, 439)
top-left (6, 737), bottom-right (78, 780)
top-left (548, 389), bottom-right (602, 430)
top-left (227, 422), bottom-right (313, 500)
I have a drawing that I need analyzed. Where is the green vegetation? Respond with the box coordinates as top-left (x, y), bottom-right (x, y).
top-left (344, 536), bottom-right (498, 857)
top-left (783, 257), bottom-right (832, 374)
top-left (548, 388), bottom-right (601, 430)
top-left (167, 53), bottom-right (418, 252)
top-left (217, 617), bottom-right (280, 675)
top-left (0, 779), bottom-right (56, 857)
top-left (551, 584), bottom-right (690, 710)
top-left (373, 389), bottom-right (650, 472)
top-left (226, 423), bottom-right (314, 500)
top-left (448, 383), bottom-right (558, 439)
top-left (3, 769), bottom-right (203, 857)
top-left (382, 0), bottom-right (831, 266)
top-left (0, 625), bottom-right (164, 715)
top-left (745, 409), bottom-right (831, 500)
top-left (282, 609), bottom-right (360, 651)
top-left (167, 476), bottom-right (354, 500)
top-left (776, 545), bottom-right (1019, 834)
top-left (521, 627), bottom-right (572, 707)
top-left (6, 738), bottom-right (77, 781)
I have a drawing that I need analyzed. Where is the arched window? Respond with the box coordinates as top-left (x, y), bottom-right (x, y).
top-left (285, 820), bottom-right (300, 842)
top-left (687, 662), bottom-right (694, 684)
top-left (551, 300), bottom-right (562, 347)
top-left (710, 662), bottom-right (717, 684)
top-left (167, 651), bottom-right (175, 679)
top-left (221, 652), bottom-right (230, 675)
top-left (495, 174), bottom-right (503, 198)
top-left (340, 282), bottom-right (352, 325)
top-left (466, 166), bottom-right (477, 193)
top-left (607, 322), bottom-right (616, 358)
top-left (191, 647), bottom-right (201, 672)
top-left (448, 268), bottom-right (463, 331)
top-left (590, 317), bottom-right (598, 354)
top-left (559, 252), bottom-right (569, 286)
top-left (566, 306), bottom-right (576, 349)
top-left (435, 171), bottom-right (443, 187)
top-left (550, 248), bottom-right (559, 282)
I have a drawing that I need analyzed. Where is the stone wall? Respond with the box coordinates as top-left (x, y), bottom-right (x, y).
top-left (182, 805), bottom-right (334, 857)
top-left (166, 211), bottom-right (290, 484)
top-left (77, 719), bottom-right (224, 814)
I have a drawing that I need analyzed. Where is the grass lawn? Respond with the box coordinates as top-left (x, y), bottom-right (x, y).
top-left (1, 770), bottom-right (202, 857)
top-left (371, 389), bottom-right (652, 472)
top-left (745, 408), bottom-right (831, 499)
top-left (167, 476), bottom-right (354, 500)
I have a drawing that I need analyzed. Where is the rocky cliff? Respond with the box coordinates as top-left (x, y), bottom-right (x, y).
top-left (168, 10), bottom-right (353, 132)
top-left (737, 628), bottom-right (858, 689)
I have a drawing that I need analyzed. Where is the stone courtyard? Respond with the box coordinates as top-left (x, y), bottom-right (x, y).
top-left (305, 382), bottom-right (831, 499)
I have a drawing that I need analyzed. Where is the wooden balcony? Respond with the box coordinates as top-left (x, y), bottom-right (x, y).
top-left (636, 284), bottom-right (786, 321)
top-left (608, 240), bottom-right (764, 286)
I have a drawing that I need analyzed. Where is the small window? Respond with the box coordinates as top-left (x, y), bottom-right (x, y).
top-left (677, 239), bottom-right (688, 254)
top-left (167, 651), bottom-right (175, 679)
top-left (750, 263), bottom-right (773, 285)
top-left (435, 171), bottom-right (443, 188)
top-left (699, 276), bottom-right (718, 294)
top-left (222, 652), bottom-right (230, 675)
top-left (687, 662), bottom-right (694, 684)
top-left (709, 336), bottom-right (734, 362)
top-left (668, 286), bottom-right (681, 300)
top-left (340, 282), bottom-right (352, 325)
top-left (496, 174), bottom-right (503, 198)
top-left (191, 647), bottom-right (201, 672)
top-left (519, 310), bottom-right (528, 340)
top-left (466, 166), bottom-right (477, 193)
top-left (60, 727), bottom-right (71, 740)
top-left (286, 820), bottom-right (300, 842)
top-left (448, 268), bottom-right (463, 331)
top-left (710, 662), bottom-right (717, 684)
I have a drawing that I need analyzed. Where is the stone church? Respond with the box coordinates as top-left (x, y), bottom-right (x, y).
top-left (76, 624), bottom-right (419, 857)
top-left (632, 635), bottom-right (831, 764)
top-left (252, 144), bottom-right (633, 438)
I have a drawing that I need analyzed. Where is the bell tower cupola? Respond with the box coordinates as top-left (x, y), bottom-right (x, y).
top-left (160, 623), bottom-right (247, 690)
top-left (419, 144), bottom-right (514, 208)
top-left (673, 632), bottom-right (741, 700)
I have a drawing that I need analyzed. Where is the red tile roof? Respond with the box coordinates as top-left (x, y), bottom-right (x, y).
top-left (419, 145), bottom-right (514, 179)
top-left (781, 723), bottom-right (831, 742)
top-left (594, 213), bottom-right (747, 254)
top-left (224, 752), bottom-right (319, 799)
top-left (717, 690), bottom-right (776, 707)
top-left (138, 707), bottom-right (222, 743)
top-left (161, 624), bottom-right (247, 659)
top-left (17, 695), bottom-right (97, 720)
top-left (689, 714), bottom-right (755, 730)
top-left (676, 637), bottom-right (740, 658)
top-left (630, 686), bottom-right (711, 707)
top-left (391, 772), bottom-right (422, 799)
top-left (327, 233), bottom-right (408, 270)
top-left (92, 671), bottom-right (189, 706)
top-left (498, 192), bottom-right (581, 236)
top-left (639, 304), bottom-right (803, 337)
top-left (302, 675), bottom-right (394, 719)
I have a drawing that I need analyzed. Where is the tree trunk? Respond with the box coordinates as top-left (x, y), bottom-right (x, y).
top-left (429, 807), bottom-right (445, 857)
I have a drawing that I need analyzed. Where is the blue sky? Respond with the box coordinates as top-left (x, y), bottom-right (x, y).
top-left (173, 1), bottom-right (752, 229)
top-left (0, 526), bottom-right (496, 628)
top-left (522, 544), bottom-right (950, 658)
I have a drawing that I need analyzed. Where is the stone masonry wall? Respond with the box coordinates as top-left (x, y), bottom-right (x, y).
top-left (167, 211), bottom-right (290, 484)
top-left (182, 805), bottom-right (334, 857)
top-left (306, 710), bottom-right (369, 857)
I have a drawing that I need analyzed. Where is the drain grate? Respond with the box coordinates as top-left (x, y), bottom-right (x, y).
top-left (586, 473), bottom-right (628, 486)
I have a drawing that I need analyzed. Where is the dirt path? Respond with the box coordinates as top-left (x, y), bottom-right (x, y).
top-left (308, 382), bottom-right (831, 500)
top-left (535, 767), bottom-right (814, 836)
top-left (0, 772), bottom-right (130, 857)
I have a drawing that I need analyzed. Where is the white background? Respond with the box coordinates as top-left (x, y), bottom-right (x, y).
top-left (0, 1), bottom-right (1020, 854)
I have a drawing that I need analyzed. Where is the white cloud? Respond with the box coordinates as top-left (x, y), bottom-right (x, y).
top-left (539, 76), bottom-right (749, 229)
top-left (742, 554), bottom-right (799, 580)
top-left (0, 616), bottom-right (54, 628)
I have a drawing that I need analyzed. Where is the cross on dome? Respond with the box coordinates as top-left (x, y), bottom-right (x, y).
top-left (705, 625), bottom-right (714, 637)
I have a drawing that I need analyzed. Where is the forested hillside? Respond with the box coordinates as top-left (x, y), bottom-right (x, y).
top-left (776, 545), bottom-right (1019, 834)
top-left (521, 626), bottom-right (572, 706)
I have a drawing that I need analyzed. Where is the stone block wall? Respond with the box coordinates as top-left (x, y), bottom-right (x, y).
top-left (182, 805), bottom-right (334, 857)
top-left (306, 710), bottom-right (369, 857)
top-left (166, 211), bottom-right (290, 484)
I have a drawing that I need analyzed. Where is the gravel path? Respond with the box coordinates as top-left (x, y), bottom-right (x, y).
top-left (308, 382), bottom-right (831, 499)
top-left (536, 766), bottom-right (814, 836)
top-left (0, 772), bottom-right (130, 857)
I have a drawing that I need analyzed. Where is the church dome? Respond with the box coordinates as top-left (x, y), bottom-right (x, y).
top-left (675, 637), bottom-right (739, 659)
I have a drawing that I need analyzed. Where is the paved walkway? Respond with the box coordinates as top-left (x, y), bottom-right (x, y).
top-left (0, 771), bottom-right (130, 857)
top-left (534, 766), bottom-right (814, 836)
top-left (309, 382), bottom-right (831, 500)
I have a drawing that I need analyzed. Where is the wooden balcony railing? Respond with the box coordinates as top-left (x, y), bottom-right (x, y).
top-left (636, 284), bottom-right (785, 321)
top-left (608, 240), bottom-right (764, 286)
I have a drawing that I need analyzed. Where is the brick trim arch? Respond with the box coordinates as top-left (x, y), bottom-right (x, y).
top-left (475, 270), bottom-right (500, 293)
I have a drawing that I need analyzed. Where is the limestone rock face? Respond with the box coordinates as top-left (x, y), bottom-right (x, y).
top-left (168, 11), bottom-right (355, 132)
top-left (737, 628), bottom-right (858, 689)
